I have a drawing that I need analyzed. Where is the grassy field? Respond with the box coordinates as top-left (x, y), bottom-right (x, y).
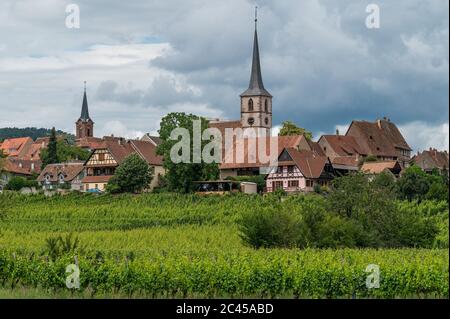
top-left (0, 192), bottom-right (448, 298)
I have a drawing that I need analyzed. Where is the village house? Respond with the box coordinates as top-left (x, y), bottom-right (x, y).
top-left (0, 137), bottom-right (33, 158)
top-left (0, 136), bottom-right (46, 174)
top-left (317, 132), bottom-right (362, 174)
top-left (37, 161), bottom-right (85, 191)
top-left (82, 136), bottom-right (164, 192)
top-left (0, 158), bottom-right (33, 191)
top-left (411, 148), bottom-right (449, 175)
top-left (265, 148), bottom-right (334, 193)
top-left (345, 118), bottom-right (412, 168)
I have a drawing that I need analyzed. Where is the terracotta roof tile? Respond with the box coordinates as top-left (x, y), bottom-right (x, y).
top-left (347, 120), bottom-right (411, 157)
top-left (319, 135), bottom-right (364, 156)
top-left (37, 162), bottom-right (84, 182)
top-left (286, 148), bottom-right (329, 179)
top-left (0, 137), bottom-right (33, 157)
top-left (2, 158), bottom-right (32, 175)
top-left (412, 149), bottom-right (449, 170)
top-left (361, 160), bottom-right (401, 174)
top-left (81, 175), bottom-right (112, 183)
top-left (220, 135), bottom-right (305, 169)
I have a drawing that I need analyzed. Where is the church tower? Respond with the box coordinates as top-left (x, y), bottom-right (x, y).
top-left (240, 8), bottom-right (272, 136)
top-left (75, 82), bottom-right (94, 139)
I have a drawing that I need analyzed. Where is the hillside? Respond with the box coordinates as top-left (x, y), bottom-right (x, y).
top-left (0, 127), bottom-right (75, 143)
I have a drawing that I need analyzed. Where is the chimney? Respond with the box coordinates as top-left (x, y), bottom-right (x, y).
top-left (377, 119), bottom-right (382, 129)
top-left (336, 129), bottom-right (340, 136)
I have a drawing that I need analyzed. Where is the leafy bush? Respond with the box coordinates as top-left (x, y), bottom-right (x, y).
top-left (5, 177), bottom-right (38, 191)
top-left (239, 207), bottom-right (307, 248)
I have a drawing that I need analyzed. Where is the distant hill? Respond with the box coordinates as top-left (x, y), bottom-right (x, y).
top-left (0, 127), bottom-right (75, 143)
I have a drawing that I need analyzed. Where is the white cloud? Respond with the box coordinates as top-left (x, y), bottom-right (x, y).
top-left (100, 120), bottom-right (144, 140)
top-left (399, 121), bottom-right (449, 153)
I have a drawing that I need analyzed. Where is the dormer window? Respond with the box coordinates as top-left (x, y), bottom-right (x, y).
top-left (59, 174), bottom-right (65, 184)
top-left (248, 99), bottom-right (254, 111)
top-left (45, 175), bottom-right (51, 184)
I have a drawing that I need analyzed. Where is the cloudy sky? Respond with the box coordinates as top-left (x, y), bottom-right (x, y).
top-left (0, 0), bottom-right (448, 152)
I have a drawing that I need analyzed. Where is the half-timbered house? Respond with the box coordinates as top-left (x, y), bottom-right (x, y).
top-left (81, 137), bottom-right (164, 192)
top-left (265, 148), bottom-right (334, 193)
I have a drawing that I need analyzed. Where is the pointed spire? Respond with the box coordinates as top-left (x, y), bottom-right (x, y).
top-left (241, 6), bottom-right (271, 97)
top-left (79, 81), bottom-right (92, 121)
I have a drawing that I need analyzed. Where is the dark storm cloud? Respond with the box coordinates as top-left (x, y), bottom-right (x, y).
top-left (0, 0), bottom-right (448, 149)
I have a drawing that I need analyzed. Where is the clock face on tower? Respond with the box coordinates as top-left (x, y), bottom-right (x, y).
top-left (248, 117), bottom-right (255, 125)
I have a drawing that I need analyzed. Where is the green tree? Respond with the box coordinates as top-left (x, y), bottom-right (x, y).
top-left (106, 153), bottom-right (154, 194)
top-left (41, 140), bottom-right (90, 166)
top-left (42, 127), bottom-right (58, 167)
top-left (397, 165), bottom-right (430, 201)
top-left (278, 121), bottom-right (313, 140)
top-left (156, 112), bottom-right (220, 193)
top-left (371, 171), bottom-right (396, 192)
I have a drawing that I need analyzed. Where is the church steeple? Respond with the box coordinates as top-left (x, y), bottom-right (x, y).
top-left (240, 7), bottom-right (272, 136)
top-left (241, 6), bottom-right (271, 98)
top-left (79, 81), bottom-right (92, 121)
top-left (76, 81), bottom-right (94, 139)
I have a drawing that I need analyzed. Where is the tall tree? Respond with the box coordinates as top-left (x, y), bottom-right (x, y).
top-left (278, 121), bottom-right (313, 140)
top-left (157, 112), bottom-right (220, 193)
top-left (43, 127), bottom-right (58, 168)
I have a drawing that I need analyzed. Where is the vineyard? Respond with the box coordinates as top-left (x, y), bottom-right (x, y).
top-left (0, 192), bottom-right (448, 298)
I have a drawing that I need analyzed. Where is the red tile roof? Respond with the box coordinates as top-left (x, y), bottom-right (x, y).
top-left (81, 175), bottom-right (112, 183)
top-left (220, 135), bottom-right (305, 169)
top-left (37, 162), bottom-right (84, 183)
top-left (0, 137), bottom-right (33, 157)
top-left (129, 140), bottom-right (163, 166)
top-left (2, 158), bottom-right (32, 175)
top-left (76, 137), bottom-right (105, 150)
top-left (412, 149), bottom-right (449, 171)
top-left (361, 160), bottom-right (401, 174)
top-left (346, 120), bottom-right (411, 157)
top-left (319, 135), bottom-right (364, 156)
top-left (286, 148), bottom-right (329, 179)
top-left (209, 120), bottom-right (242, 138)
top-left (85, 137), bottom-right (163, 167)
top-left (331, 156), bottom-right (360, 168)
